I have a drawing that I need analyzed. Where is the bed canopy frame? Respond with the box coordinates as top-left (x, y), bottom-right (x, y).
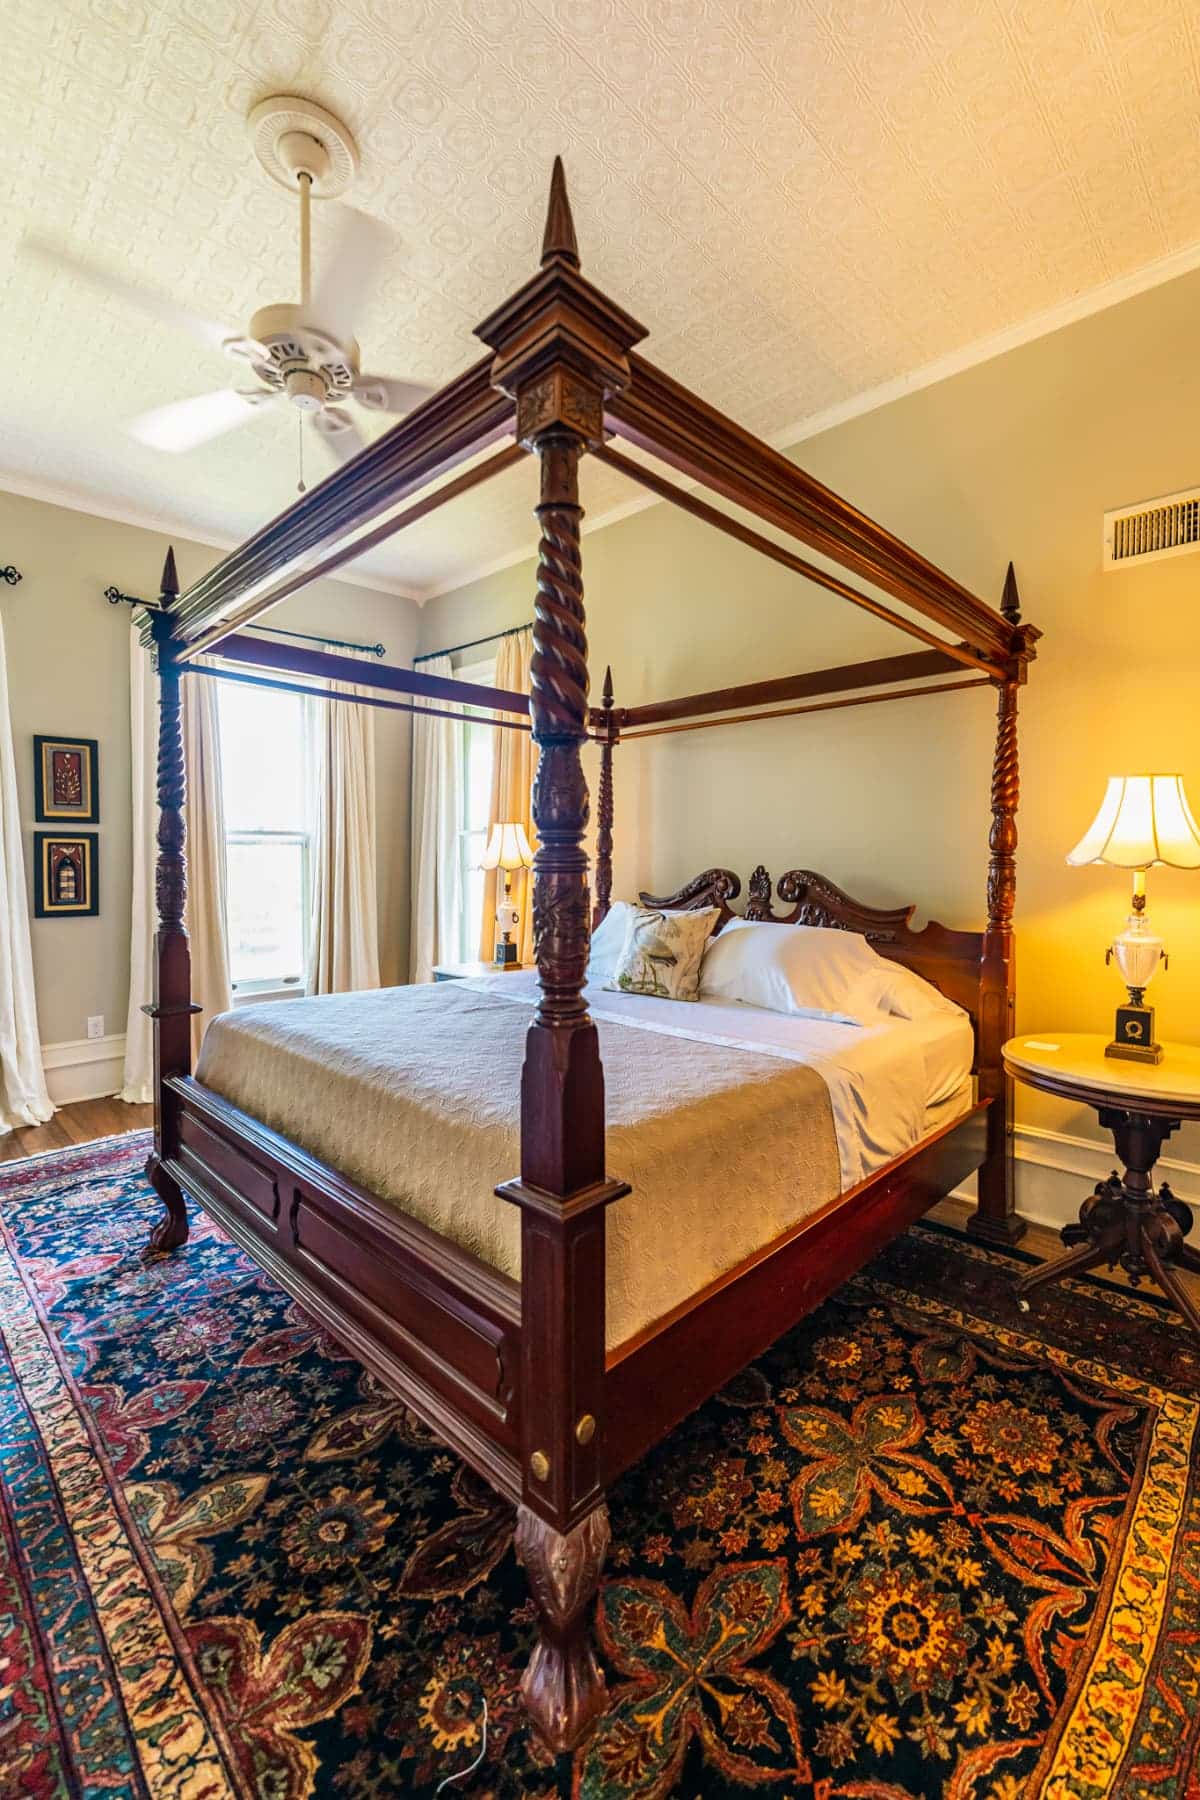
top-left (139, 161), bottom-right (1039, 1753)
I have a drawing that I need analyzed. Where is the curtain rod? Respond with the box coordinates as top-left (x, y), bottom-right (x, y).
top-left (104, 587), bottom-right (386, 657)
top-left (2, 565), bottom-right (22, 586)
top-left (413, 620), bottom-right (532, 665)
top-left (188, 661), bottom-right (535, 733)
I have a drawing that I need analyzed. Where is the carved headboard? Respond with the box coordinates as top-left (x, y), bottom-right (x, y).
top-left (639, 864), bottom-right (987, 1043)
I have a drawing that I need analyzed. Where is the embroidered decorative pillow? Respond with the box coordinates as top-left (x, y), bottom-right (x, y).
top-left (605, 906), bottom-right (720, 1002)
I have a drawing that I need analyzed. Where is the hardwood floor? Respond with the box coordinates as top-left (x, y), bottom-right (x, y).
top-left (0, 1095), bottom-right (153, 1163)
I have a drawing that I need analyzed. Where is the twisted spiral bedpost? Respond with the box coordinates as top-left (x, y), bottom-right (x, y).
top-left (986, 680), bottom-right (1019, 934)
top-left (487, 158), bottom-right (642, 1755)
top-left (594, 667), bottom-right (615, 929)
top-left (529, 432), bottom-right (592, 1031)
top-left (971, 564), bottom-right (1025, 1245)
top-left (153, 641), bottom-right (186, 935)
top-left (144, 548), bottom-right (193, 1255)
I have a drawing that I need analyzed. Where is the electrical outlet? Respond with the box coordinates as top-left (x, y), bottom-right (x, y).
top-left (86, 1015), bottom-right (104, 1041)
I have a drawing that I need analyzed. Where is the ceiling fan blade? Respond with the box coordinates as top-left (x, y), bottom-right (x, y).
top-left (310, 205), bottom-right (393, 345)
top-left (128, 388), bottom-right (276, 454)
top-left (311, 406), bottom-right (366, 465)
top-left (22, 236), bottom-right (236, 354)
top-left (352, 375), bottom-right (434, 416)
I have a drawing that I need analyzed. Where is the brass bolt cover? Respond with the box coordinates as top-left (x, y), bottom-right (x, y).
top-left (530, 1450), bottom-right (550, 1481)
top-left (575, 1413), bottom-right (597, 1445)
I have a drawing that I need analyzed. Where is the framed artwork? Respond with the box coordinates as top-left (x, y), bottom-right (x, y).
top-left (34, 735), bottom-right (99, 824)
top-left (34, 832), bottom-right (99, 919)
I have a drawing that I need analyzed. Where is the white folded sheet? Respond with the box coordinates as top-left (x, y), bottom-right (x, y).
top-left (464, 969), bottom-right (975, 1190)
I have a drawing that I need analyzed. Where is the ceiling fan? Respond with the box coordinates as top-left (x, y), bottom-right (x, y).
top-left (24, 97), bottom-right (431, 470)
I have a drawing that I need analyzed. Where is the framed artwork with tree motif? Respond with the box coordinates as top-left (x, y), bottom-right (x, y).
top-left (34, 832), bottom-right (99, 918)
top-left (34, 735), bottom-right (99, 824)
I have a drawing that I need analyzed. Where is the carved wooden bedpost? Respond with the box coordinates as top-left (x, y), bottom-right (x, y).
top-left (970, 564), bottom-right (1039, 1245)
top-left (142, 549), bottom-right (199, 1254)
top-left (481, 160), bottom-right (644, 1753)
top-left (594, 666), bottom-right (616, 927)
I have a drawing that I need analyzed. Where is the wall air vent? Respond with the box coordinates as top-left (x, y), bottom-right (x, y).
top-left (1103, 485), bottom-right (1200, 569)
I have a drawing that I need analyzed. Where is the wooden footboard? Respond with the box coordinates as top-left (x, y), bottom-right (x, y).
top-left (163, 1074), bottom-right (524, 1502)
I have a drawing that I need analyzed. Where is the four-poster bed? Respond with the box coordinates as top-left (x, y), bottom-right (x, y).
top-left (138, 161), bottom-right (1040, 1753)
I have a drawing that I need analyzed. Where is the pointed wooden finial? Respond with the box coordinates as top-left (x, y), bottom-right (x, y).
top-left (159, 546), bottom-right (179, 603)
top-left (602, 664), bottom-right (613, 707)
top-left (1000, 561), bottom-right (1021, 627)
top-left (541, 156), bottom-right (579, 269)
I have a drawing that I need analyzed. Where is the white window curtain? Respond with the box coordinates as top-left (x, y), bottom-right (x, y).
top-left (184, 665), bottom-right (234, 1059)
top-left (0, 615), bottom-right (52, 1133)
top-left (304, 652), bottom-right (380, 995)
top-left (121, 633), bottom-right (233, 1099)
top-left (409, 653), bottom-right (464, 982)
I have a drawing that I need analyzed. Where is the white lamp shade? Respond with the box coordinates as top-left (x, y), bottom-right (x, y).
top-left (1066, 774), bottom-right (1200, 870)
top-left (480, 821), bottom-right (533, 872)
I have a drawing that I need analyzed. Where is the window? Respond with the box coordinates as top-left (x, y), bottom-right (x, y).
top-left (456, 657), bottom-right (497, 961)
top-left (217, 680), bottom-right (312, 994)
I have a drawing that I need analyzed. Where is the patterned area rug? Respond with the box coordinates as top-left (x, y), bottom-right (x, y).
top-left (1, 1133), bottom-right (1198, 1799)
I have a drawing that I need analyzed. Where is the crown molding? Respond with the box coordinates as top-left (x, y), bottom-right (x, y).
top-left (416, 232), bottom-right (1200, 603)
top-left (0, 469), bottom-right (423, 605)
top-left (768, 233), bottom-right (1200, 452)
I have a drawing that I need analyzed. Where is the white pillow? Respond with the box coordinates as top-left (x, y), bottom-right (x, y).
top-left (873, 960), bottom-right (965, 1021)
top-left (588, 901), bottom-right (635, 984)
top-left (699, 919), bottom-right (890, 1025)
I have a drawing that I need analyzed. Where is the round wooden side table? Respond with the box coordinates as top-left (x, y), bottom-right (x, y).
top-left (1002, 1033), bottom-right (1200, 1341)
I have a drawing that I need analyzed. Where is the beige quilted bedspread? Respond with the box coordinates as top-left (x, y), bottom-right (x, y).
top-left (195, 982), bottom-right (839, 1351)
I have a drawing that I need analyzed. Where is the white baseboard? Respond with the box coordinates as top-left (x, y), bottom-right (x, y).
top-left (41, 1033), bottom-right (126, 1106)
top-left (953, 1122), bottom-right (1200, 1232)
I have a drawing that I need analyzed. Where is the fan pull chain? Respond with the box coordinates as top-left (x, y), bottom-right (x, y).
top-left (297, 414), bottom-right (306, 495)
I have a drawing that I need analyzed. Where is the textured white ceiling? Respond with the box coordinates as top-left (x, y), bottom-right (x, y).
top-left (3, 0), bottom-right (1200, 600)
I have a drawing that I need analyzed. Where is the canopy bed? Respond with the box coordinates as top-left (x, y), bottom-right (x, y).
top-left (136, 162), bottom-right (1040, 1753)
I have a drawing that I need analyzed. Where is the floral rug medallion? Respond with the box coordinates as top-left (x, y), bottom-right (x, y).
top-left (0, 1132), bottom-right (1196, 1798)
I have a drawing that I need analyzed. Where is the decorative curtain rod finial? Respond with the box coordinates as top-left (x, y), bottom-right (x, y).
top-left (105, 584), bottom-right (154, 609)
top-left (0, 565), bottom-right (21, 587)
top-left (541, 155), bottom-right (580, 269)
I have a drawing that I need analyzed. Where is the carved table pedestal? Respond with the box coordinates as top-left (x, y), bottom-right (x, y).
top-left (1003, 1033), bottom-right (1200, 1342)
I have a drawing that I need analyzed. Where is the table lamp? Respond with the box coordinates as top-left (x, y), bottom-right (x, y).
top-left (481, 821), bottom-right (533, 968)
top-left (1067, 773), bottom-right (1200, 1063)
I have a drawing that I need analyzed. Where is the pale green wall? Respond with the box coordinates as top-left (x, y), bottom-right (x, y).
top-left (418, 264), bottom-right (1200, 1158)
top-left (0, 489), bottom-right (418, 1046)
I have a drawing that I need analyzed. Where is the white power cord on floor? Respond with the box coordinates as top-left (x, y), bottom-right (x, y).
top-left (434, 1695), bottom-right (488, 1793)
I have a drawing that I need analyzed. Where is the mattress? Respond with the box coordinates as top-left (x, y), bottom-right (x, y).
top-left (195, 973), bottom-right (974, 1351)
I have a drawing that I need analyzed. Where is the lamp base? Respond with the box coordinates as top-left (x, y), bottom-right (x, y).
top-left (493, 937), bottom-right (519, 968)
top-left (1106, 1001), bottom-right (1163, 1064)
